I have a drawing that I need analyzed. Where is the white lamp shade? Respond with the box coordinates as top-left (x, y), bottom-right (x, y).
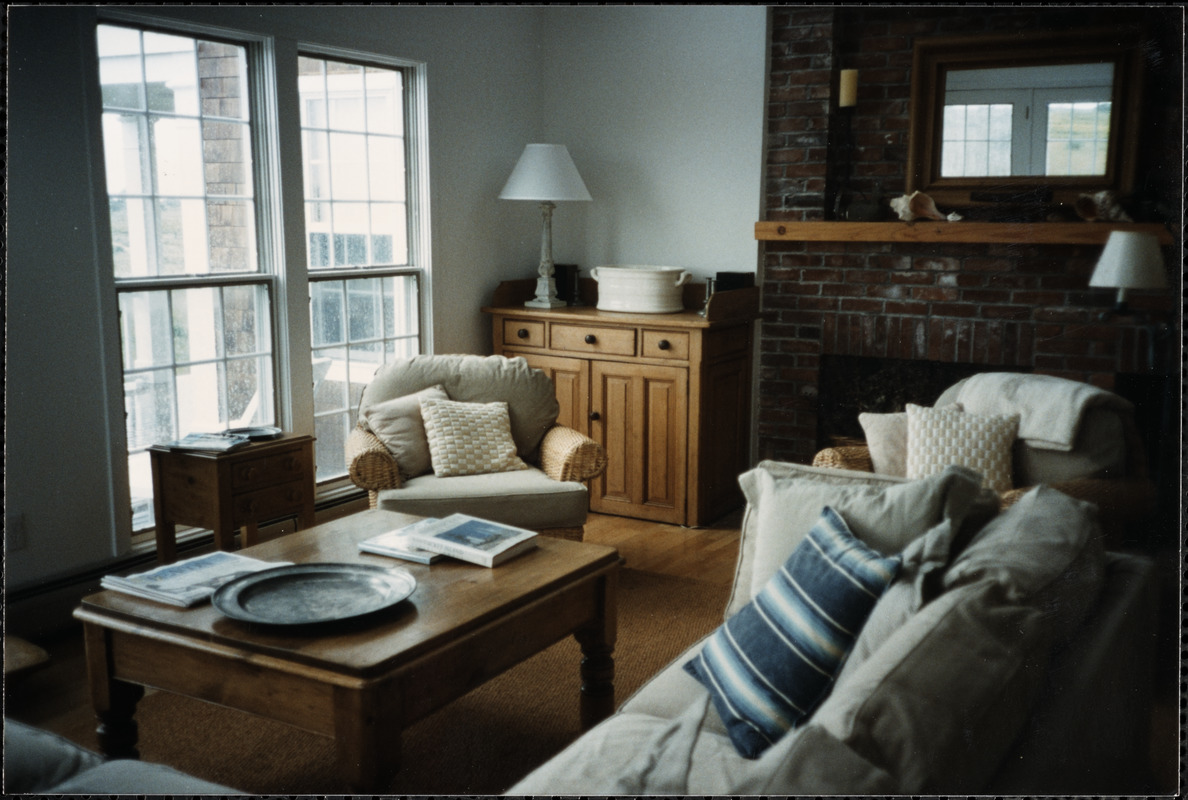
top-left (499, 144), bottom-right (592, 202)
top-left (1089, 231), bottom-right (1168, 291)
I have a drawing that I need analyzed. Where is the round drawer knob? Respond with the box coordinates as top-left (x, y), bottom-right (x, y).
top-left (517, 328), bottom-right (530, 339)
top-left (584, 334), bottom-right (597, 344)
top-left (657, 339), bottom-right (671, 350)
top-left (589, 411), bottom-right (601, 421)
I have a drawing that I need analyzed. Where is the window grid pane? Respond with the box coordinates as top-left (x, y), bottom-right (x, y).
top-left (1045, 101), bottom-right (1111, 176)
top-left (299, 56), bottom-right (408, 270)
top-left (119, 284), bottom-right (275, 530)
top-left (940, 103), bottom-right (1013, 177)
top-left (99, 26), bottom-right (257, 279)
top-left (310, 274), bottom-right (420, 482)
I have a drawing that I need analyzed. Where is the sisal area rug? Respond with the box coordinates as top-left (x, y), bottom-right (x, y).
top-left (56, 568), bottom-right (728, 795)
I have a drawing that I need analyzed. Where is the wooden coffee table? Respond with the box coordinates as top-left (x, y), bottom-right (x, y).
top-left (73, 509), bottom-right (620, 792)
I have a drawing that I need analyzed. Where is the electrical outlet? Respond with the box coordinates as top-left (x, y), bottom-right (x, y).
top-left (6, 512), bottom-right (27, 552)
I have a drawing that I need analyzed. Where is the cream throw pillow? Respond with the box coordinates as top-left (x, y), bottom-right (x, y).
top-left (860, 404), bottom-right (961, 477)
top-left (362, 384), bottom-right (448, 479)
top-left (420, 397), bottom-right (530, 478)
top-left (905, 404), bottom-right (1018, 492)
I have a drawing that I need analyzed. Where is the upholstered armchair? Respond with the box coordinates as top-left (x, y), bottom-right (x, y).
top-left (346, 354), bottom-right (607, 541)
top-left (812, 373), bottom-right (1157, 544)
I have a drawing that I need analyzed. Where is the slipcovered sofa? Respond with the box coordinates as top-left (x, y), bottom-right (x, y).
top-left (4, 718), bottom-right (238, 794)
top-left (509, 460), bottom-right (1159, 795)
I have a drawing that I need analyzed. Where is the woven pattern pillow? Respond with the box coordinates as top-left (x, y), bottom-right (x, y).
top-left (420, 398), bottom-right (530, 478)
top-left (905, 404), bottom-right (1018, 492)
top-left (684, 506), bottom-right (901, 758)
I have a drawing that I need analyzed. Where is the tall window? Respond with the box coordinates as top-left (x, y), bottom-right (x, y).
top-left (299, 56), bottom-right (420, 482)
top-left (98, 25), bottom-right (274, 531)
top-left (97, 22), bottom-right (425, 536)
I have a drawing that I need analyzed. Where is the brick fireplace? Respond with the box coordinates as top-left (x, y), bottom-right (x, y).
top-left (756, 6), bottom-right (1183, 475)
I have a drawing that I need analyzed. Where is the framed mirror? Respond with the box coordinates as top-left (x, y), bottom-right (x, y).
top-left (906, 28), bottom-right (1146, 213)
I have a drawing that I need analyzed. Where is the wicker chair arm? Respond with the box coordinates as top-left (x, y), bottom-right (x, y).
top-left (538, 425), bottom-right (608, 483)
top-left (812, 445), bottom-right (875, 473)
top-left (346, 425), bottom-right (403, 492)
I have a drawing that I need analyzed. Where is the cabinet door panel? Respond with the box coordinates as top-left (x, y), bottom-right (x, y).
top-left (513, 353), bottom-right (588, 433)
top-left (591, 361), bottom-right (686, 524)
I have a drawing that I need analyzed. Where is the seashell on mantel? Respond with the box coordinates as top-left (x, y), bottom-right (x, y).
top-left (890, 191), bottom-right (962, 222)
top-left (1074, 190), bottom-right (1132, 222)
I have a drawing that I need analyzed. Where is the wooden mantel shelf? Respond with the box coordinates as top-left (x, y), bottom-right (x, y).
top-left (755, 221), bottom-right (1173, 245)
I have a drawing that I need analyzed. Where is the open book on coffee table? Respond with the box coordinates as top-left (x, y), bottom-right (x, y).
top-left (401, 514), bottom-right (539, 567)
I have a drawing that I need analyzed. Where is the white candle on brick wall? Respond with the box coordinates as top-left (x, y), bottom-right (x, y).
top-left (839, 69), bottom-right (858, 107)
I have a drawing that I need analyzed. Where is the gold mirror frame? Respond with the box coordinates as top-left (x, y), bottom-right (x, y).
top-left (906, 28), bottom-right (1146, 211)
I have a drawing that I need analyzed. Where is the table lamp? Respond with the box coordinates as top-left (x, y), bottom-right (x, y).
top-left (500, 144), bottom-right (592, 308)
top-left (1089, 230), bottom-right (1167, 314)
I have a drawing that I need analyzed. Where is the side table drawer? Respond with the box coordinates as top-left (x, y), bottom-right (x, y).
top-left (641, 330), bottom-right (689, 361)
top-left (232, 481), bottom-right (310, 526)
top-left (503, 319), bottom-right (546, 348)
top-left (231, 448), bottom-right (309, 491)
top-left (551, 324), bottom-right (636, 356)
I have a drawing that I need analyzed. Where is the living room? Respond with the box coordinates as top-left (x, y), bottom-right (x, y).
top-left (6, 4), bottom-right (1182, 795)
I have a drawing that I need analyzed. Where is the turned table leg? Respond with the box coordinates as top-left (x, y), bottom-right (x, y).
top-left (83, 623), bottom-right (145, 758)
top-left (575, 569), bottom-right (618, 728)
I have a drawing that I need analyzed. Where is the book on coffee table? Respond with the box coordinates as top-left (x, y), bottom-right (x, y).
top-left (358, 517), bottom-right (444, 564)
top-left (402, 514), bottom-right (539, 567)
top-left (101, 551), bottom-right (288, 607)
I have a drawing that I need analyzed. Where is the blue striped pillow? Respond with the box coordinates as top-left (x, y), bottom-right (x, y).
top-left (684, 505), bottom-right (902, 758)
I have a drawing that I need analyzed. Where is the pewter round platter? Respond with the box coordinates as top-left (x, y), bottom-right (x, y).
top-left (212, 563), bottom-right (416, 626)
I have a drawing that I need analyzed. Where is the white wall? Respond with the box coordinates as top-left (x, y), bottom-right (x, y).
top-left (540, 6), bottom-right (768, 278)
top-left (5, 5), bottom-right (768, 590)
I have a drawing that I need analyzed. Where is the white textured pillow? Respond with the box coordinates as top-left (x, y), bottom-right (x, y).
top-left (905, 404), bottom-right (1018, 492)
top-left (362, 384), bottom-right (448, 479)
top-left (860, 404), bottom-right (961, 477)
top-left (420, 398), bottom-right (529, 478)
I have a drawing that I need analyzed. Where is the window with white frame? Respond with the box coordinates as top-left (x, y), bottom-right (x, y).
top-left (96, 22), bottom-right (424, 536)
top-left (298, 55), bottom-right (421, 482)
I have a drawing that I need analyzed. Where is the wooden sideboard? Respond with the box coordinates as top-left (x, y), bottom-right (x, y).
top-left (485, 280), bottom-right (758, 527)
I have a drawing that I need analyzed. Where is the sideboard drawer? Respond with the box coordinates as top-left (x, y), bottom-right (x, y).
top-left (551, 324), bottom-right (637, 356)
top-left (502, 319), bottom-right (546, 348)
top-left (641, 330), bottom-right (690, 361)
top-left (231, 448), bottom-right (309, 490)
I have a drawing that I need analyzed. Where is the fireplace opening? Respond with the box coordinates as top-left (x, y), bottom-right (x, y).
top-left (815, 355), bottom-right (1028, 449)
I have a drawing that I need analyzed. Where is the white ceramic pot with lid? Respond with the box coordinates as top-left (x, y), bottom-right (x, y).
top-left (591, 265), bottom-right (692, 313)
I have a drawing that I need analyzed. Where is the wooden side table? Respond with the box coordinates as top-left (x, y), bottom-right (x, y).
top-left (148, 433), bottom-right (316, 563)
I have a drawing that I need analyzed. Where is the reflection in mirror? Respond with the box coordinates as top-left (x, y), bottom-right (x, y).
top-left (907, 28), bottom-right (1145, 212)
top-left (941, 63), bottom-right (1114, 178)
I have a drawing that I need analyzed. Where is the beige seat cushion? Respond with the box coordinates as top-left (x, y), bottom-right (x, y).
top-left (809, 578), bottom-right (1050, 793)
top-left (359, 355), bottom-right (559, 462)
top-left (375, 467), bottom-right (588, 530)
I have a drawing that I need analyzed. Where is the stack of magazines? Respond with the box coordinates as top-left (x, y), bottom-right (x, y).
top-left (163, 432), bottom-right (251, 452)
top-left (101, 551), bottom-right (288, 607)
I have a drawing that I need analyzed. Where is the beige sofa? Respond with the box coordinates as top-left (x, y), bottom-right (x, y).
top-left (509, 461), bottom-right (1159, 795)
